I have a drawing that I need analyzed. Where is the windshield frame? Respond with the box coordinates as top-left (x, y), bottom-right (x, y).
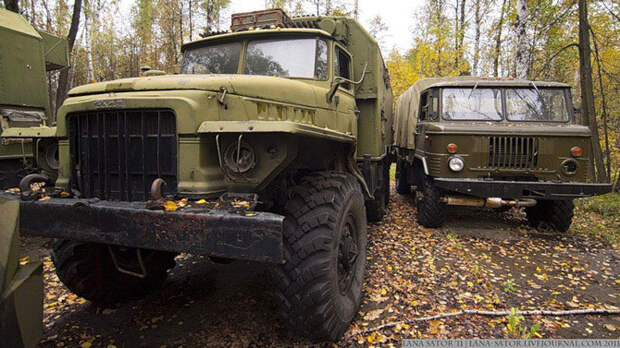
top-left (180, 33), bottom-right (332, 81)
top-left (438, 86), bottom-right (572, 123)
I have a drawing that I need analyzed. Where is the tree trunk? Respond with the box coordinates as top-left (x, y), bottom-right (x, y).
top-left (473, 0), bottom-right (481, 75)
top-left (55, 0), bottom-right (83, 120)
top-left (493, 0), bottom-right (507, 77)
top-left (4, 0), bottom-right (19, 12)
top-left (578, 0), bottom-right (608, 183)
top-left (514, 0), bottom-right (529, 79)
top-left (354, 0), bottom-right (359, 19)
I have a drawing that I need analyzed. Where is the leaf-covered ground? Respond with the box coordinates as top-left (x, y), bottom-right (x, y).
top-left (21, 188), bottom-right (619, 347)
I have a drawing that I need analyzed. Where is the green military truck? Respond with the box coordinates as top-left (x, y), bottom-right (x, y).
top-left (394, 77), bottom-right (611, 231)
top-left (0, 8), bottom-right (68, 189)
top-left (17, 9), bottom-right (393, 341)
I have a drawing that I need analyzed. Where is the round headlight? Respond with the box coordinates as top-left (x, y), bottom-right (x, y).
top-left (448, 156), bottom-right (464, 172)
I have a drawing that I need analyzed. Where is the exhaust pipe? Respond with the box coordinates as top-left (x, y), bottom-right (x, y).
top-left (440, 196), bottom-right (536, 208)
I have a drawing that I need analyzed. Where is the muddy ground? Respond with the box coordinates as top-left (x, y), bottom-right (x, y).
top-left (19, 185), bottom-right (619, 347)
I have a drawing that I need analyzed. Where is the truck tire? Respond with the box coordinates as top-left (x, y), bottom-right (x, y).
top-left (366, 162), bottom-right (390, 222)
top-left (525, 200), bottom-right (574, 232)
top-left (416, 179), bottom-right (446, 228)
top-left (396, 159), bottom-right (411, 195)
top-left (52, 240), bottom-right (176, 304)
top-left (272, 172), bottom-right (367, 341)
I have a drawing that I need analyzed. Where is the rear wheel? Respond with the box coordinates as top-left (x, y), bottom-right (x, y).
top-left (52, 240), bottom-right (176, 304)
top-left (366, 162), bottom-right (390, 222)
top-left (525, 199), bottom-right (574, 232)
top-left (416, 179), bottom-right (446, 228)
top-left (396, 159), bottom-right (411, 195)
top-left (272, 172), bottom-right (367, 341)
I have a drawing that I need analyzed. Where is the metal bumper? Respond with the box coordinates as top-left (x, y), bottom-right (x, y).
top-left (433, 178), bottom-right (612, 200)
top-left (19, 198), bottom-right (285, 263)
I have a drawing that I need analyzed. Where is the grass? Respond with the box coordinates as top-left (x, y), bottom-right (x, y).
top-left (573, 192), bottom-right (619, 247)
top-left (389, 164), bottom-right (396, 182)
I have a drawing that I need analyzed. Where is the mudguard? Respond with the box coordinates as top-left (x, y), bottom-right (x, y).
top-left (0, 193), bottom-right (43, 348)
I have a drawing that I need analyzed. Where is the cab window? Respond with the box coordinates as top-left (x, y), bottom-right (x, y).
top-left (334, 46), bottom-right (352, 89)
top-left (419, 90), bottom-right (438, 120)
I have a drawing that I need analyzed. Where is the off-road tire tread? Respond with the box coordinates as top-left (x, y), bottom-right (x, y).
top-left (52, 240), bottom-right (176, 304)
top-left (525, 200), bottom-right (574, 232)
top-left (416, 180), bottom-right (446, 228)
top-left (272, 171), bottom-right (366, 341)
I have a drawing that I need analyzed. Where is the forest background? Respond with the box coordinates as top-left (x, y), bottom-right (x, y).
top-left (2, 0), bottom-right (618, 186)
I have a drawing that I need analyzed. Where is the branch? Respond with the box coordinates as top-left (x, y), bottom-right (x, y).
top-left (532, 43), bottom-right (579, 79)
top-left (346, 308), bottom-right (620, 338)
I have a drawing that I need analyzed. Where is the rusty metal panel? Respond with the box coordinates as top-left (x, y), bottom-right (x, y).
top-left (20, 198), bottom-right (284, 263)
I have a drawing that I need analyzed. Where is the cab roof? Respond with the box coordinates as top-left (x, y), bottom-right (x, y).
top-left (182, 28), bottom-right (333, 51)
top-left (413, 77), bottom-right (570, 91)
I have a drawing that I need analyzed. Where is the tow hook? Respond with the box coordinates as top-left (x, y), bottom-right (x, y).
top-left (146, 178), bottom-right (166, 209)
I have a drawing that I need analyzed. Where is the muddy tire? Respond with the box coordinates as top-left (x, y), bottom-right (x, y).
top-left (272, 172), bottom-right (367, 341)
top-left (525, 199), bottom-right (574, 232)
top-left (416, 179), bottom-right (446, 228)
top-left (396, 159), bottom-right (411, 195)
top-left (366, 162), bottom-right (390, 222)
top-left (52, 240), bottom-right (176, 304)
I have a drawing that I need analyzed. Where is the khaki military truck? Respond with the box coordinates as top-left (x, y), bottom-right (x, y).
top-left (394, 77), bottom-right (611, 231)
top-left (16, 9), bottom-right (393, 341)
top-left (0, 8), bottom-right (68, 189)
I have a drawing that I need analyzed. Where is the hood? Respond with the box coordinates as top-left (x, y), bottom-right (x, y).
top-left (68, 74), bottom-right (326, 108)
top-left (424, 122), bottom-right (591, 137)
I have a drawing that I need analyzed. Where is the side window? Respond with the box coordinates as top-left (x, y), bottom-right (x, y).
top-left (334, 46), bottom-right (352, 89)
top-left (315, 39), bottom-right (328, 80)
top-left (419, 92), bottom-right (429, 120)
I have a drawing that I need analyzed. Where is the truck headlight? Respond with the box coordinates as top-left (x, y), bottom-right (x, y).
top-left (448, 156), bottom-right (464, 172)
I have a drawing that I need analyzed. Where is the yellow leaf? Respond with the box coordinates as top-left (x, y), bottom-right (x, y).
top-left (60, 191), bottom-right (71, 197)
top-left (164, 201), bottom-right (178, 211)
top-left (81, 342), bottom-right (92, 348)
top-left (387, 265), bottom-right (393, 272)
top-left (19, 256), bottom-right (30, 265)
top-left (195, 199), bottom-right (207, 205)
top-left (367, 332), bottom-right (377, 343)
top-left (381, 288), bottom-right (387, 295)
top-left (245, 213), bottom-right (256, 217)
top-left (451, 281), bottom-right (458, 286)
top-left (467, 281), bottom-right (473, 287)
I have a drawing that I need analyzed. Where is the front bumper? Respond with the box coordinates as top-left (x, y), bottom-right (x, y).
top-left (433, 178), bottom-right (612, 199)
top-left (20, 198), bottom-right (285, 263)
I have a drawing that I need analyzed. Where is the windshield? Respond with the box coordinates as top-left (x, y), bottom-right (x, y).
top-left (442, 88), bottom-right (503, 121)
top-left (505, 88), bottom-right (568, 121)
top-left (245, 38), bottom-right (328, 79)
top-left (181, 42), bottom-right (242, 74)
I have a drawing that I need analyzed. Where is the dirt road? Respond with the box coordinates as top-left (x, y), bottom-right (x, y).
top-left (20, 186), bottom-right (619, 347)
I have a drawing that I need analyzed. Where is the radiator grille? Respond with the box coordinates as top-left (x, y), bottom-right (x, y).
top-left (68, 109), bottom-right (177, 201)
top-left (488, 136), bottom-right (538, 169)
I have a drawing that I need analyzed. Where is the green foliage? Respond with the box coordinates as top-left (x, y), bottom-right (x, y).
top-left (506, 308), bottom-right (542, 338)
top-left (502, 279), bottom-right (516, 293)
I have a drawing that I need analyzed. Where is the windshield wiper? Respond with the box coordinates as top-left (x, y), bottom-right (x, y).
top-left (468, 81), bottom-right (479, 99)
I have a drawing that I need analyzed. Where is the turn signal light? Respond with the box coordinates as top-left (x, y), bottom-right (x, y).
top-left (447, 143), bottom-right (458, 153)
top-left (570, 146), bottom-right (583, 157)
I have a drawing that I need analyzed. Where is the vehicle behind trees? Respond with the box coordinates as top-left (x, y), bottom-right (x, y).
top-left (14, 9), bottom-right (393, 341)
top-left (394, 77), bottom-right (611, 231)
top-left (0, 8), bottom-right (68, 189)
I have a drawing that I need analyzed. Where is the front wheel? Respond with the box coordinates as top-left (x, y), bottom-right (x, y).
top-left (416, 179), bottom-right (446, 228)
top-left (272, 172), bottom-right (367, 341)
top-left (525, 199), bottom-right (574, 232)
top-left (52, 241), bottom-right (177, 304)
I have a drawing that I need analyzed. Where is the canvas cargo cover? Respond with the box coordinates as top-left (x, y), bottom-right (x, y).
top-left (393, 77), bottom-right (571, 150)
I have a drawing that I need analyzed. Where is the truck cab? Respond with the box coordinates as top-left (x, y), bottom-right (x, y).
top-left (394, 77), bottom-right (611, 231)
